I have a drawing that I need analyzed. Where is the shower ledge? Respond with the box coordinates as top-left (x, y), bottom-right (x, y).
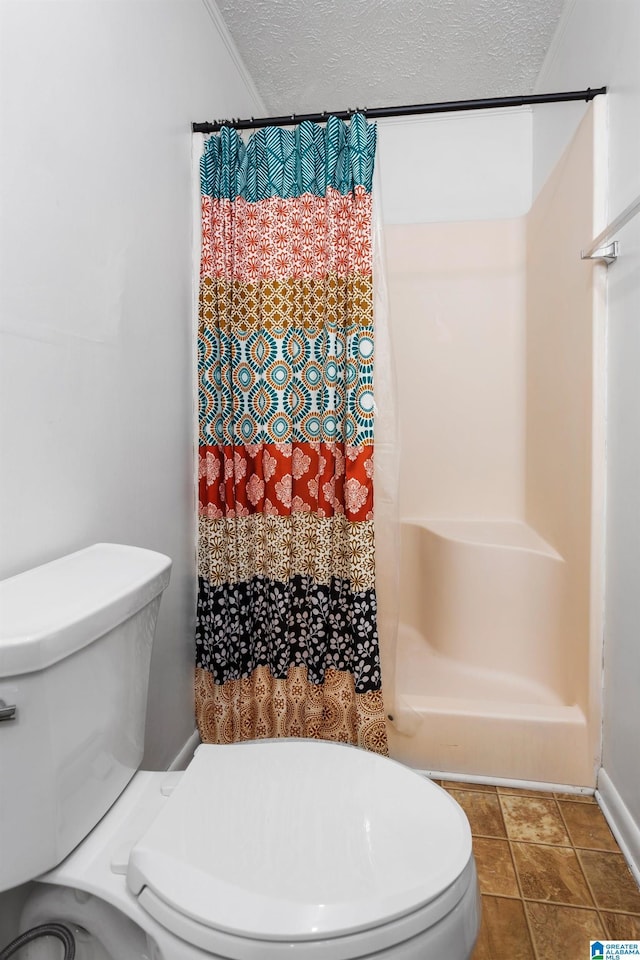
top-left (397, 693), bottom-right (584, 724)
top-left (396, 626), bottom-right (566, 706)
top-left (401, 518), bottom-right (562, 559)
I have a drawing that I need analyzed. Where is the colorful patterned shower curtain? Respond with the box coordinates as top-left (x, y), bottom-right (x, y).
top-left (195, 114), bottom-right (388, 755)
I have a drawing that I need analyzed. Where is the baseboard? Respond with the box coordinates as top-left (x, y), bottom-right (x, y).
top-left (596, 767), bottom-right (640, 886)
top-left (168, 728), bottom-right (201, 771)
top-left (417, 769), bottom-right (595, 797)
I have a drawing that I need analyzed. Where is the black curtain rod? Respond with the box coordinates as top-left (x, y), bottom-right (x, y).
top-left (192, 87), bottom-right (606, 134)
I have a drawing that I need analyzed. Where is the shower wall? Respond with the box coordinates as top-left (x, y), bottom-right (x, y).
top-left (382, 107), bottom-right (602, 786)
top-left (525, 105), bottom-right (601, 736)
top-left (385, 217), bottom-right (526, 520)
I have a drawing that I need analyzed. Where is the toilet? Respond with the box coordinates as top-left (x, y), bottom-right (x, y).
top-left (0, 544), bottom-right (480, 959)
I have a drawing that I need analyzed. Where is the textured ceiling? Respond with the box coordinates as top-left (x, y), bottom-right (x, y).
top-left (215, 0), bottom-right (567, 116)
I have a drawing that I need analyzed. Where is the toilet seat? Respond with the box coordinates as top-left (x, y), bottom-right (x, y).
top-left (127, 740), bottom-right (473, 957)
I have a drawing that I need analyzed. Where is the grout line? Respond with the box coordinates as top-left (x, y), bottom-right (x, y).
top-left (522, 895), bottom-right (606, 910)
top-left (519, 887), bottom-right (540, 959)
top-left (478, 835), bottom-right (571, 846)
top-left (572, 844), bottom-right (628, 854)
top-left (496, 792), bottom-right (509, 838)
top-left (473, 832), bottom-right (619, 852)
top-left (553, 797), bottom-right (598, 805)
top-left (598, 908), bottom-right (640, 920)
top-left (553, 794), bottom-right (573, 846)
top-left (472, 832), bottom-right (510, 841)
top-left (506, 837), bottom-right (524, 901)
top-left (570, 839), bottom-right (610, 929)
top-left (550, 792), bottom-right (606, 927)
top-left (443, 785), bottom-right (498, 794)
top-left (470, 815), bottom-right (622, 848)
top-left (478, 890), bottom-right (522, 901)
top-left (497, 793), bottom-right (539, 959)
top-left (452, 789), bottom-right (599, 805)
top-left (525, 901), bottom-right (607, 915)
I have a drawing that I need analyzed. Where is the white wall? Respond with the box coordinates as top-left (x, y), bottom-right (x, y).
top-left (532, 0), bottom-right (640, 859)
top-left (532, 0), bottom-right (640, 213)
top-left (377, 107), bottom-right (532, 224)
top-left (0, 0), bottom-right (262, 789)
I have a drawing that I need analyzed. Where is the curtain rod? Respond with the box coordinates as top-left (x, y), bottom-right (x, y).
top-left (192, 87), bottom-right (606, 134)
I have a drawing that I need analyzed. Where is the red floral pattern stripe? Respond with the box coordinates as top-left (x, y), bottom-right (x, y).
top-left (201, 186), bottom-right (373, 282)
top-left (198, 441), bottom-right (373, 522)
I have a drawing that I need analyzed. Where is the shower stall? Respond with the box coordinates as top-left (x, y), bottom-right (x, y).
top-left (380, 102), bottom-right (606, 786)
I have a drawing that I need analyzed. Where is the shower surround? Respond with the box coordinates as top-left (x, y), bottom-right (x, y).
top-left (384, 105), bottom-right (605, 786)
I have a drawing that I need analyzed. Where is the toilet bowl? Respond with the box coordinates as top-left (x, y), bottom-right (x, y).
top-left (0, 545), bottom-right (480, 959)
top-left (22, 742), bottom-right (480, 959)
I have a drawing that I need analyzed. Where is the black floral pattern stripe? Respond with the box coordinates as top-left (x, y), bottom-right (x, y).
top-left (196, 574), bottom-right (381, 694)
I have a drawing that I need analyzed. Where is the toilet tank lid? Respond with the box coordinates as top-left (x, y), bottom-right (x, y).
top-left (0, 543), bottom-right (171, 677)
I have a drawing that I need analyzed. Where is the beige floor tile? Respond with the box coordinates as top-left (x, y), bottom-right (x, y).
top-left (442, 780), bottom-right (497, 793)
top-left (578, 850), bottom-right (640, 913)
top-left (473, 838), bottom-right (519, 897)
top-left (558, 801), bottom-right (618, 851)
top-left (511, 842), bottom-right (593, 906)
top-left (500, 795), bottom-right (570, 845)
top-left (602, 911), bottom-right (640, 939)
top-left (525, 901), bottom-right (606, 959)
top-left (450, 789), bottom-right (507, 838)
top-left (472, 896), bottom-right (535, 960)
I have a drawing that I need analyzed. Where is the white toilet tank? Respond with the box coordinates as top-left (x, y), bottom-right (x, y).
top-left (0, 543), bottom-right (171, 892)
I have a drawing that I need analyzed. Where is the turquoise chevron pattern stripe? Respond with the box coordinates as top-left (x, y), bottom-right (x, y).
top-left (201, 114), bottom-right (377, 201)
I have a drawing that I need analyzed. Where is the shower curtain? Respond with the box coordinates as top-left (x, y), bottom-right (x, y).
top-left (195, 114), bottom-right (388, 755)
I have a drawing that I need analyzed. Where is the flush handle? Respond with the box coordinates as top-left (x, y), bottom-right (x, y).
top-left (0, 699), bottom-right (16, 721)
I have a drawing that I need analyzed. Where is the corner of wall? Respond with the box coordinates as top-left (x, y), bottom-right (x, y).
top-left (199, 0), bottom-right (265, 115)
top-left (597, 767), bottom-right (640, 886)
top-left (530, 0), bottom-right (589, 204)
top-left (533, 0), bottom-right (581, 96)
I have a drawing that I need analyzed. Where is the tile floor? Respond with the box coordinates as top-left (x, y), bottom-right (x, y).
top-left (434, 779), bottom-right (640, 960)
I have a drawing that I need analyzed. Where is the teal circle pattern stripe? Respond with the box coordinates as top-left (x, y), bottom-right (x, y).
top-left (199, 324), bottom-right (374, 447)
top-left (201, 114), bottom-right (376, 201)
